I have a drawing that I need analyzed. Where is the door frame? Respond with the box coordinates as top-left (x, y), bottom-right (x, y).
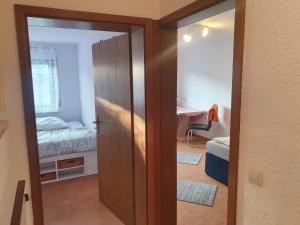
top-left (14, 1), bottom-right (246, 225)
top-left (157, 0), bottom-right (246, 225)
top-left (14, 5), bottom-right (161, 225)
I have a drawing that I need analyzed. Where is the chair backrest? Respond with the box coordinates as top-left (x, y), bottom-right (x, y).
top-left (207, 104), bottom-right (219, 122)
top-left (207, 118), bottom-right (213, 131)
top-left (206, 111), bottom-right (215, 131)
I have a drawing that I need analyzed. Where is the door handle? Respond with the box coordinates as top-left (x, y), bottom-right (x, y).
top-left (93, 116), bottom-right (109, 133)
top-left (93, 115), bottom-right (102, 133)
top-left (93, 120), bottom-right (102, 133)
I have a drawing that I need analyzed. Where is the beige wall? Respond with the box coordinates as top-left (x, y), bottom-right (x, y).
top-left (1, 0), bottom-right (300, 225)
top-left (1, 1), bottom-right (32, 225)
top-left (160, 0), bottom-right (196, 16)
top-left (237, 0), bottom-right (300, 224)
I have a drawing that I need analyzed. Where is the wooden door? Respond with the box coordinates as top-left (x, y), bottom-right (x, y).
top-left (92, 34), bottom-right (134, 225)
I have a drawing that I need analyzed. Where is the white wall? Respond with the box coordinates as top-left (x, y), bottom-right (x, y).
top-left (78, 41), bottom-right (96, 128)
top-left (30, 41), bottom-right (82, 122)
top-left (28, 26), bottom-right (123, 128)
top-left (177, 12), bottom-right (234, 138)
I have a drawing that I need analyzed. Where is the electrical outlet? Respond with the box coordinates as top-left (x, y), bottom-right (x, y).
top-left (248, 168), bottom-right (264, 187)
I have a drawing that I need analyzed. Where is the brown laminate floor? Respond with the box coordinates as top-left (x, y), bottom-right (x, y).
top-left (177, 137), bottom-right (228, 225)
top-left (42, 175), bottom-right (124, 225)
top-left (42, 136), bottom-right (227, 225)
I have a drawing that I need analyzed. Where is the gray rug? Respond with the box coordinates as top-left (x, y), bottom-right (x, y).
top-left (177, 152), bottom-right (202, 165)
top-left (177, 180), bottom-right (218, 207)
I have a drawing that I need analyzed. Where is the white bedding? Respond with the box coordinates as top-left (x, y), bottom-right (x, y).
top-left (37, 121), bottom-right (96, 158)
top-left (206, 140), bottom-right (230, 161)
top-left (214, 136), bottom-right (230, 146)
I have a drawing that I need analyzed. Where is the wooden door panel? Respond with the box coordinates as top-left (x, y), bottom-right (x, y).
top-left (131, 27), bottom-right (147, 225)
top-left (93, 34), bottom-right (134, 225)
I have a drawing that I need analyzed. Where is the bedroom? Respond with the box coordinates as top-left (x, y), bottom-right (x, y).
top-left (28, 22), bottom-right (134, 225)
top-left (176, 8), bottom-right (234, 225)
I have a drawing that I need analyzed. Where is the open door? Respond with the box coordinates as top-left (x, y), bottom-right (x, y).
top-left (92, 34), bottom-right (134, 225)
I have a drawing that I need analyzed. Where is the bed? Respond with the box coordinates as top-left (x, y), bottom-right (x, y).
top-left (205, 138), bottom-right (230, 185)
top-left (37, 121), bottom-right (96, 158)
top-left (36, 117), bottom-right (97, 183)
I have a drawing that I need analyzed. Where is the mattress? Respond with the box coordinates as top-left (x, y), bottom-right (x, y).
top-left (37, 122), bottom-right (96, 158)
top-left (206, 140), bottom-right (230, 161)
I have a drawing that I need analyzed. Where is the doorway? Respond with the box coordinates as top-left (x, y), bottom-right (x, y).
top-left (28, 24), bottom-right (134, 225)
top-left (14, 2), bottom-right (246, 225)
top-left (176, 9), bottom-right (235, 225)
top-left (158, 0), bottom-right (245, 225)
top-left (15, 6), bottom-right (151, 225)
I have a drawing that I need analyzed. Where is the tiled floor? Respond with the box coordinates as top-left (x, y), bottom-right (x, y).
top-left (177, 137), bottom-right (228, 225)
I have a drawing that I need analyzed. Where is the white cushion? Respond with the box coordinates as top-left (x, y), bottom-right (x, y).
top-left (36, 117), bottom-right (68, 131)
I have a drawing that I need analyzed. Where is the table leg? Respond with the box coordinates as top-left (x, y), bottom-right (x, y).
top-left (177, 115), bottom-right (190, 142)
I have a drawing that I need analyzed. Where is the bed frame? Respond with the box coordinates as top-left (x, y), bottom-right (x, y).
top-left (205, 140), bottom-right (230, 185)
top-left (39, 150), bottom-right (97, 184)
top-left (205, 152), bottom-right (229, 185)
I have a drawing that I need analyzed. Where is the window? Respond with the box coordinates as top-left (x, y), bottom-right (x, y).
top-left (30, 46), bottom-right (59, 113)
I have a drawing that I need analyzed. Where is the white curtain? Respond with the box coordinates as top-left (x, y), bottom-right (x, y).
top-left (30, 46), bottom-right (59, 113)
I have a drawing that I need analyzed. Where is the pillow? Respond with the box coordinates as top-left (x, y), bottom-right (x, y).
top-left (36, 117), bottom-right (68, 131)
top-left (67, 121), bottom-right (85, 129)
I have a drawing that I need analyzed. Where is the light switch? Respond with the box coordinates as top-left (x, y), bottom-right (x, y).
top-left (248, 168), bottom-right (264, 187)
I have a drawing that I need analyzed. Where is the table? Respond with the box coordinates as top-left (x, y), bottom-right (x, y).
top-left (176, 106), bottom-right (206, 141)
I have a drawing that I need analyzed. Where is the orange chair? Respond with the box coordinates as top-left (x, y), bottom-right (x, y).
top-left (186, 104), bottom-right (219, 142)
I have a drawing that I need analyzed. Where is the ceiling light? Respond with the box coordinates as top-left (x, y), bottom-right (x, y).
top-left (183, 34), bottom-right (192, 42)
top-left (202, 27), bottom-right (209, 37)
